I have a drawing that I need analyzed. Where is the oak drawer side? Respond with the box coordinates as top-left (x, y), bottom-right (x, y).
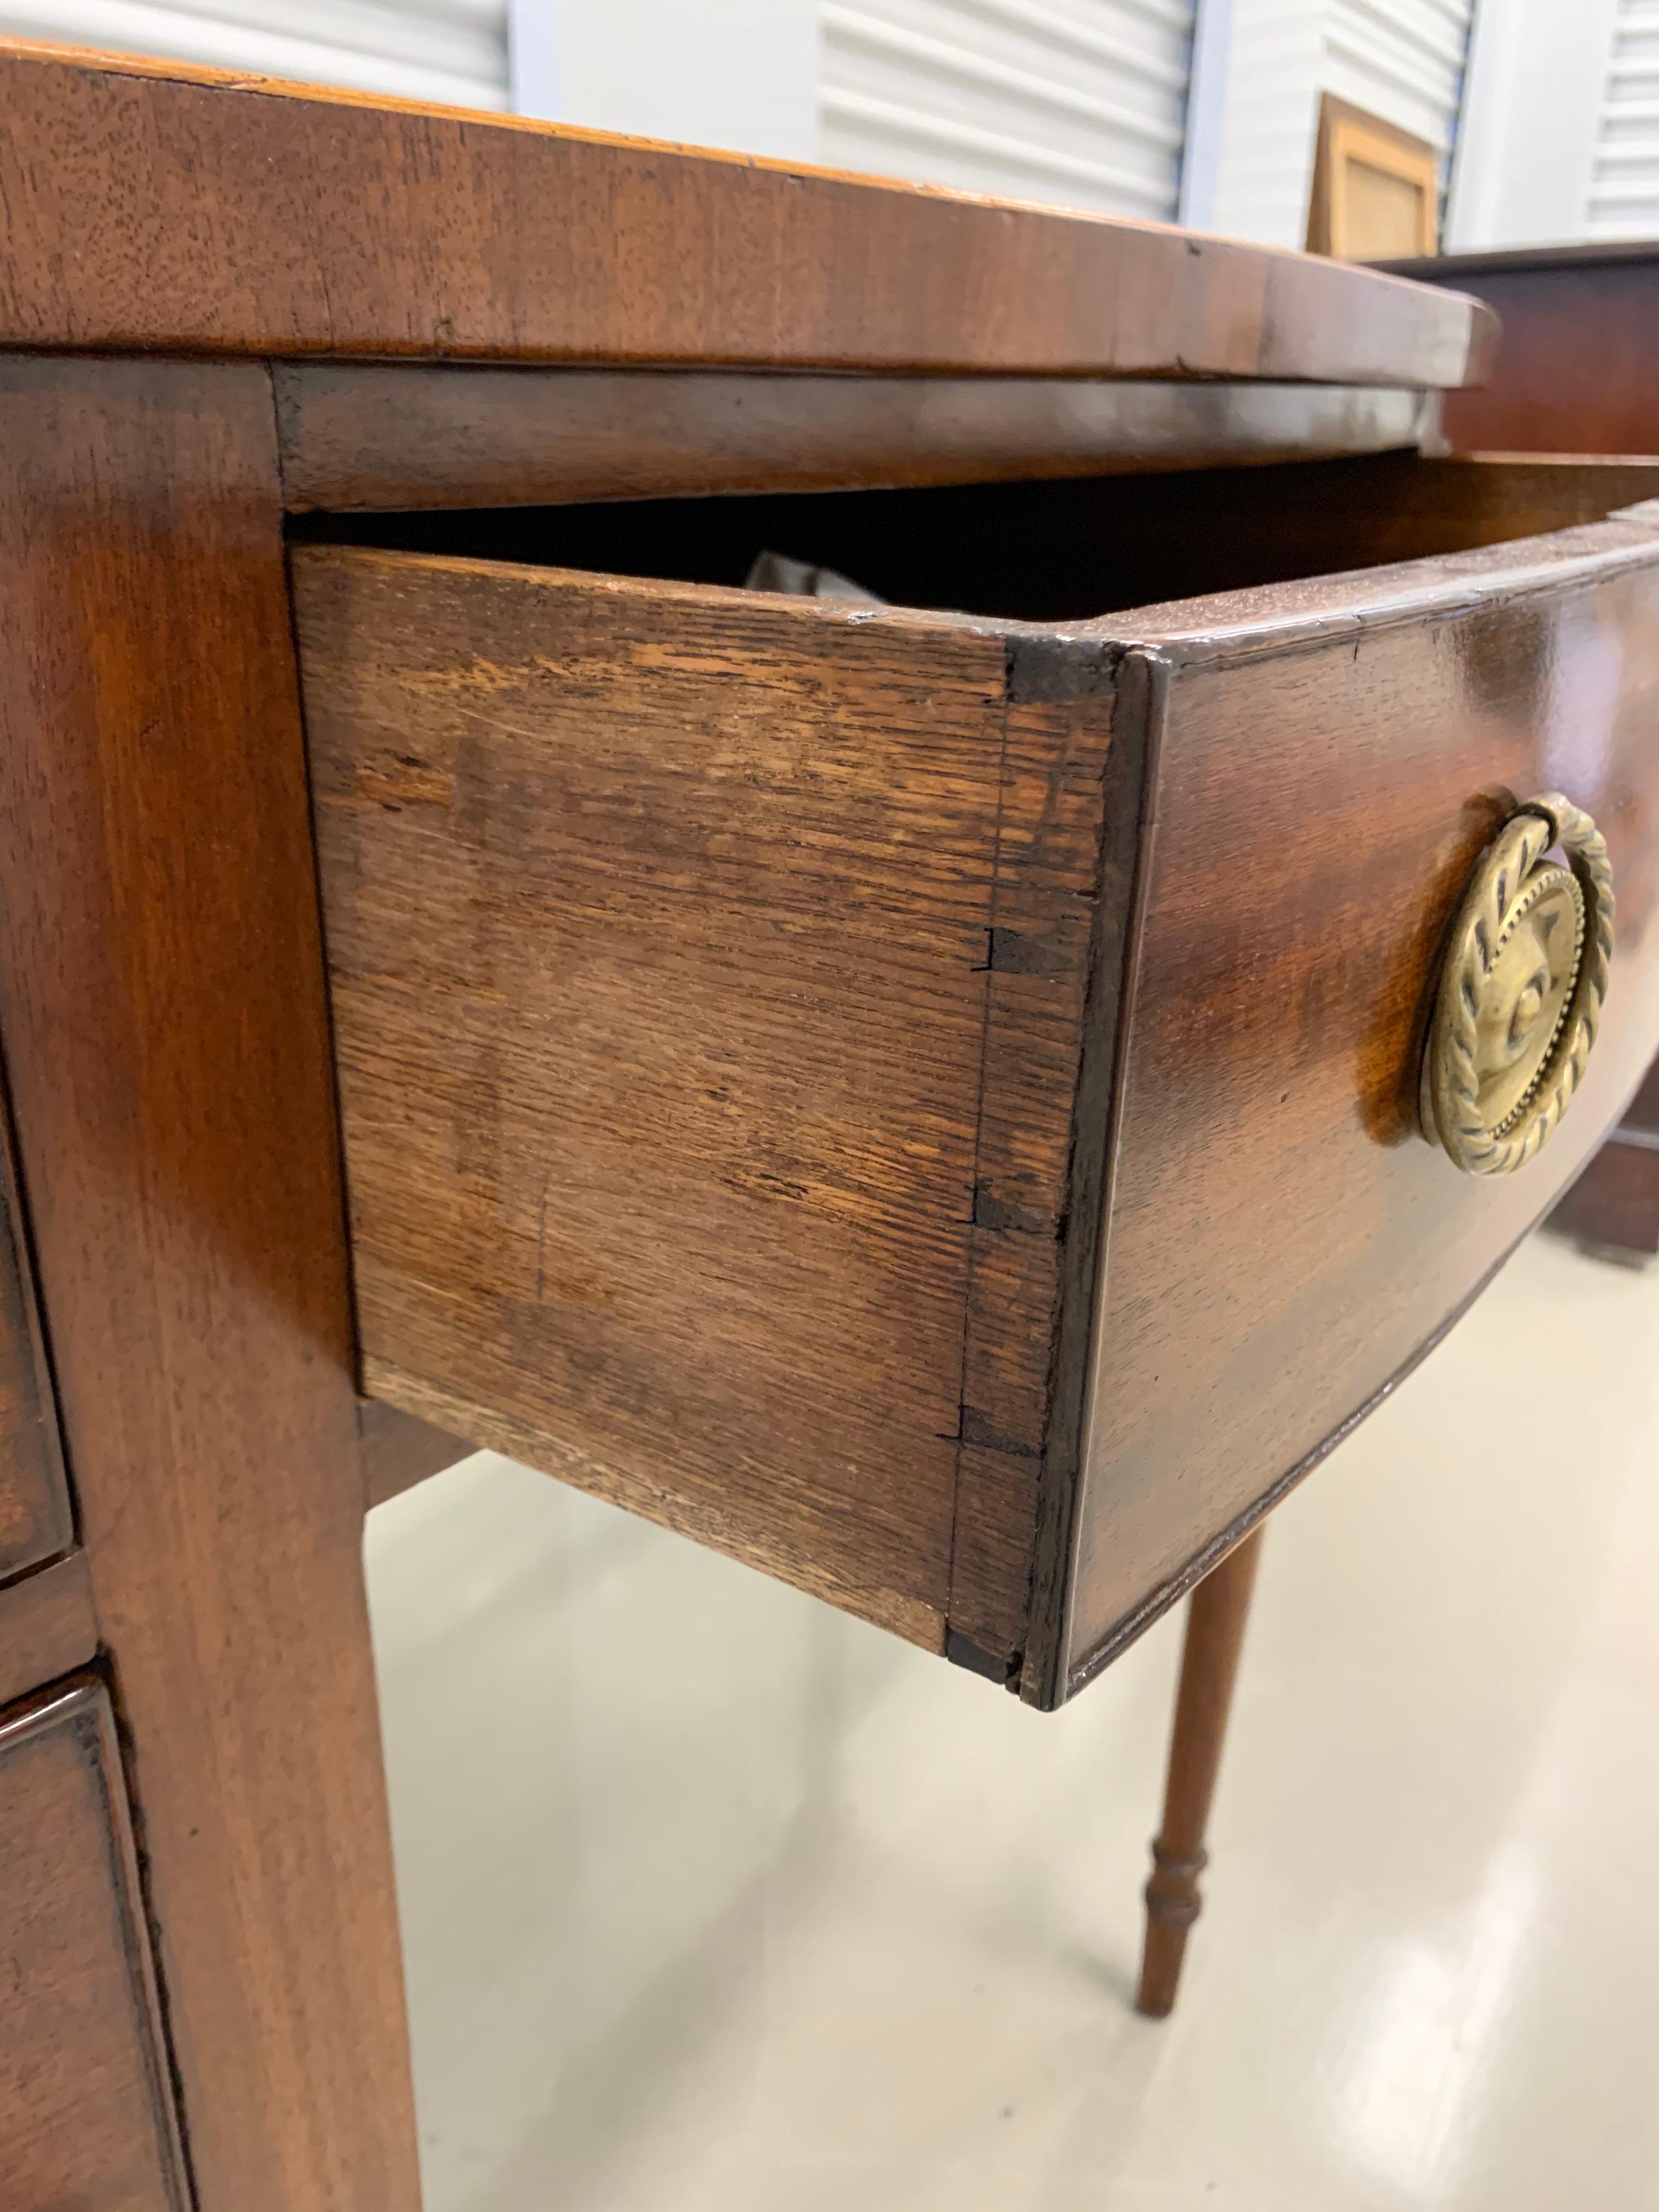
top-left (295, 547), bottom-right (1033, 1650)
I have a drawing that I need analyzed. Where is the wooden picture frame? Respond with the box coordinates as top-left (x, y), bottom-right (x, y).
top-left (1306, 93), bottom-right (1439, 262)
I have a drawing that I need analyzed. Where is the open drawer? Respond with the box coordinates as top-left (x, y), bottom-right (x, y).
top-left (291, 453), bottom-right (1659, 1708)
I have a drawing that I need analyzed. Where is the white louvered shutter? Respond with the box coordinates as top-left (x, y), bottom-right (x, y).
top-left (819, 0), bottom-right (1196, 221)
top-left (1588, 0), bottom-right (1659, 238)
top-left (0, 0), bottom-right (509, 108)
top-left (1321, 0), bottom-right (1475, 209)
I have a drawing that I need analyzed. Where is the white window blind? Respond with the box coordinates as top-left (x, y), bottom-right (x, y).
top-left (0, 0), bottom-right (508, 108)
top-left (819, 0), bottom-right (1196, 220)
top-left (1323, 0), bottom-right (1474, 184)
top-left (1588, 0), bottom-right (1659, 238)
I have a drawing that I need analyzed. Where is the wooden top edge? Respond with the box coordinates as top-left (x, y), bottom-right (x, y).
top-left (0, 38), bottom-right (1491, 385)
top-left (0, 33), bottom-right (1048, 189)
top-left (0, 37), bottom-right (1477, 254)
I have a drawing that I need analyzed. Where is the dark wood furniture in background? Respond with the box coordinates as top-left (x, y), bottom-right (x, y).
top-left (1386, 243), bottom-right (1659, 1262)
top-left (1554, 1057), bottom-right (1659, 1258)
top-left (1, 44), bottom-right (1656, 2204)
top-left (1391, 243), bottom-right (1659, 456)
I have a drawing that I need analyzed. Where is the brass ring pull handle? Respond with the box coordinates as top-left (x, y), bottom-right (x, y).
top-left (1421, 794), bottom-right (1614, 1175)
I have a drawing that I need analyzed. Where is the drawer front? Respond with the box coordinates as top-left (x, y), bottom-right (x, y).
top-left (1064, 517), bottom-right (1659, 1690)
top-left (0, 1677), bottom-right (189, 2211)
top-left (0, 1098), bottom-right (70, 1584)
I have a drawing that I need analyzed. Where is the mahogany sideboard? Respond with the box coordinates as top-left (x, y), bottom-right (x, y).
top-left (3, 41), bottom-right (1659, 2211)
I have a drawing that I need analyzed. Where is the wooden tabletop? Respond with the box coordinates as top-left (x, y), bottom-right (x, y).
top-left (0, 38), bottom-right (1494, 386)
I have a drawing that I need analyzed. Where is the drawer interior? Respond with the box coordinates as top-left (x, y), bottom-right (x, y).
top-left (289, 452), bottom-right (1659, 622)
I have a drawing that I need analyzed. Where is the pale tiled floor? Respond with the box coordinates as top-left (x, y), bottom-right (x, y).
top-left (367, 1228), bottom-right (1659, 2212)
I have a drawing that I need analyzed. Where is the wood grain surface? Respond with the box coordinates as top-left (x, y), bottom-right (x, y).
top-left (0, 1675), bottom-right (189, 2211)
top-left (296, 550), bottom-right (1020, 1650)
top-left (0, 38), bottom-right (1490, 385)
top-left (946, 677), bottom-right (1118, 1667)
top-left (0, 355), bottom-right (420, 2210)
top-left (1061, 509), bottom-right (1659, 1692)
top-left (0, 1079), bottom-right (71, 1584)
top-left (0, 1550), bottom-right (97, 1712)
top-left (275, 363), bottom-right (1437, 512)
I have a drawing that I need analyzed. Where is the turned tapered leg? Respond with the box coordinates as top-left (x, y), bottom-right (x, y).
top-left (1136, 1526), bottom-right (1264, 2018)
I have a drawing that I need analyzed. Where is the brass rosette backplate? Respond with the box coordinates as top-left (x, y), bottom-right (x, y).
top-left (1421, 793), bottom-right (1614, 1176)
